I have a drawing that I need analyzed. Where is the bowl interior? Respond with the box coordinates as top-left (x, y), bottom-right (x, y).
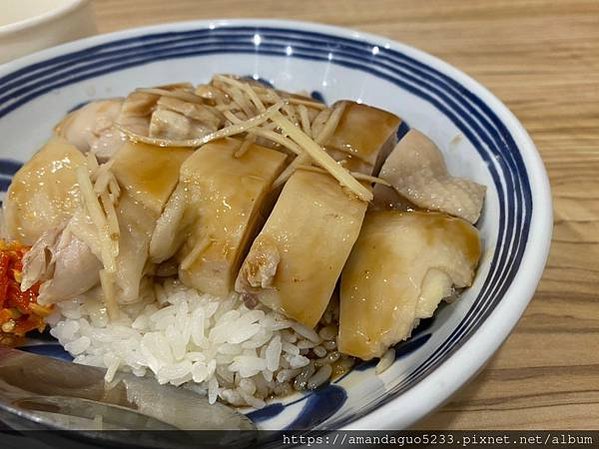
top-left (0, 21), bottom-right (537, 431)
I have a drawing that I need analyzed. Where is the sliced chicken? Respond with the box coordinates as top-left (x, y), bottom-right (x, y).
top-left (117, 83), bottom-right (198, 135)
top-left (370, 184), bottom-right (418, 212)
top-left (338, 211), bottom-right (481, 360)
top-left (118, 84), bottom-right (224, 141)
top-left (156, 95), bottom-right (222, 130)
top-left (37, 231), bottom-right (103, 305)
top-left (377, 129), bottom-right (486, 223)
top-left (149, 109), bottom-right (194, 140)
top-left (21, 223), bottom-right (102, 306)
top-left (117, 90), bottom-right (158, 136)
top-left (236, 170), bottom-right (368, 328)
top-left (149, 184), bottom-right (188, 264)
top-left (55, 99), bottom-right (124, 155)
top-left (110, 141), bottom-right (193, 216)
top-left (272, 100), bottom-right (400, 192)
top-left (24, 139), bottom-right (191, 306)
top-left (20, 227), bottom-right (62, 291)
top-left (324, 101), bottom-right (401, 175)
top-left (113, 193), bottom-right (156, 304)
top-left (148, 96), bottom-right (223, 140)
top-left (3, 136), bottom-right (87, 245)
top-left (109, 141), bottom-right (193, 302)
top-left (165, 138), bottom-right (287, 297)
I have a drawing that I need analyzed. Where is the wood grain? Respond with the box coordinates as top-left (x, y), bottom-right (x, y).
top-left (92, 0), bottom-right (599, 429)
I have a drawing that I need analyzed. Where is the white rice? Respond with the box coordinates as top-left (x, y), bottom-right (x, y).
top-left (47, 279), bottom-right (351, 408)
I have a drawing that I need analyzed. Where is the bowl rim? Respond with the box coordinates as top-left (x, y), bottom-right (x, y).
top-left (0, 0), bottom-right (89, 36)
top-left (0, 18), bottom-right (553, 430)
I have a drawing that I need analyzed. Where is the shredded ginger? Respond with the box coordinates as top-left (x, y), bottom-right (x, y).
top-left (271, 112), bottom-right (373, 202)
top-left (119, 76), bottom-right (377, 202)
top-left (76, 157), bottom-right (122, 319)
top-left (116, 101), bottom-right (284, 148)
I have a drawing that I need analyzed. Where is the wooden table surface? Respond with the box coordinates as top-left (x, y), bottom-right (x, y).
top-left (93, 0), bottom-right (599, 430)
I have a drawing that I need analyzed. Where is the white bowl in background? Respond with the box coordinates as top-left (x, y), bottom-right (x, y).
top-left (0, 0), bottom-right (96, 65)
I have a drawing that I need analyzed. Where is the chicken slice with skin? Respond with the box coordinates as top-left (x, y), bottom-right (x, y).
top-left (20, 221), bottom-right (103, 306)
top-left (37, 230), bottom-right (103, 305)
top-left (22, 140), bottom-right (191, 306)
top-left (109, 141), bottom-right (193, 303)
top-left (272, 101), bottom-right (401, 186)
top-left (370, 184), bottom-right (419, 212)
top-left (55, 99), bottom-right (126, 161)
top-left (20, 227), bottom-right (61, 291)
top-left (55, 91), bottom-right (197, 161)
top-left (112, 193), bottom-right (156, 303)
top-left (152, 138), bottom-right (287, 297)
top-left (117, 91), bottom-right (157, 137)
top-left (3, 136), bottom-right (86, 245)
top-left (148, 95), bottom-right (223, 140)
top-left (149, 109), bottom-right (194, 140)
top-left (377, 129), bottom-right (486, 224)
top-left (119, 83), bottom-right (224, 141)
top-left (110, 141), bottom-right (193, 216)
top-left (338, 211), bottom-right (481, 360)
top-left (236, 170), bottom-right (368, 328)
top-left (115, 84), bottom-right (195, 137)
top-left (324, 101), bottom-right (401, 175)
top-left (23, 195), bottom-right (155, 306)
top-left (149, 184), bottom-right (188, 265)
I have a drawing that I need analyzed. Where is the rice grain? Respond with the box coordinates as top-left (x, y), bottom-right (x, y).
top-left (49, 279), bottom-right (344, 409)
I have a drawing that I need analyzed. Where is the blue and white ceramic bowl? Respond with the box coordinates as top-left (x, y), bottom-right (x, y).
top-left (0, 19), bottom-right (552, 430)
